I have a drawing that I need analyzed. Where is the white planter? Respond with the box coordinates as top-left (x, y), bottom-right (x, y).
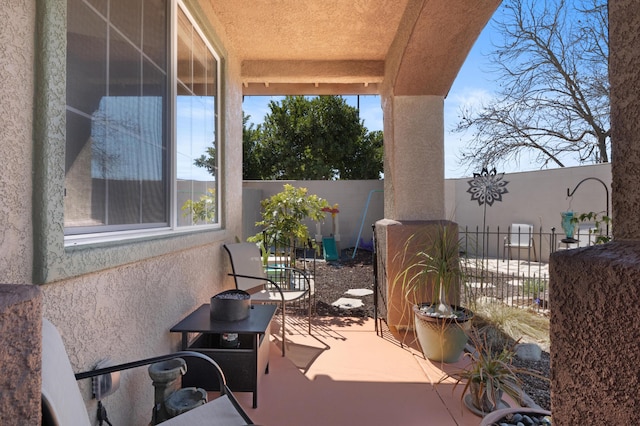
top-left (413, 303), bottom-right (473, 363)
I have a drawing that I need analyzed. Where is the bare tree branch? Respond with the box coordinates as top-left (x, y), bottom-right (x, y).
top-left (455, 0), bottom-right (609, 172)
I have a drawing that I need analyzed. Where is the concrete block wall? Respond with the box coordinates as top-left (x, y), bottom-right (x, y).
top-left (243, 163), bottom-right (611, 261)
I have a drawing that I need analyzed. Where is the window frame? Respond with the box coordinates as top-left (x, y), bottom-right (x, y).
top-left (33, 0), bottom-right (226, 284)
top-left (172, 2), bottom-right (222, 230)
top-left (62, 0), bottom-right (222, 246)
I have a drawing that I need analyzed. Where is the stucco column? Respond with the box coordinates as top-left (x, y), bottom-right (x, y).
top-left (610, 2), bottom-right (640, 241)
top-left (376, 94), bottom-right (450, 328)
top-left (549, 2), bottom-right (640, 423)
top-left (382, 95), bottom-right (445, 221)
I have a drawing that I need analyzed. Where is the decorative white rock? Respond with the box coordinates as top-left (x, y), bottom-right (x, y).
top-left (515, 343), bottom-right (542, 362)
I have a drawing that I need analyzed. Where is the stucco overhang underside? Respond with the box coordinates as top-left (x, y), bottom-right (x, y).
top-left (197, 0), bottom-right (501, 97)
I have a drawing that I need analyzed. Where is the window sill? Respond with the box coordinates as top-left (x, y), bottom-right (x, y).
top-left (64, 225), bottom-right (220, 249)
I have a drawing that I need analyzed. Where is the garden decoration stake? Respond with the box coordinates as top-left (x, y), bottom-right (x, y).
top-left (467, 168), bottom-right (509, 256)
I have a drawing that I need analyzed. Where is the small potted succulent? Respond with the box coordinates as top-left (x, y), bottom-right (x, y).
top-left (441, 327), bottom-right (548, 416)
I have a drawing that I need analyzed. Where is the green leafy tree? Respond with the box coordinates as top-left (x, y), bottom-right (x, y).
top-left (194, 146), bottom-right (216, 177)
top-left (242, 113), bottom-right (264, 180)
top-left (182, 188), bottom-right (216, 224)
top-left (193, 113), bottom-right (265, 180)
top-left (250, 96), bottom-right (383, 180)
top-left (455, 0), bottom-right (609, 171)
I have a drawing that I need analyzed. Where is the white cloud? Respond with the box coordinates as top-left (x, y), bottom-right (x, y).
top-left (449, 87), bottom-right (493, 112)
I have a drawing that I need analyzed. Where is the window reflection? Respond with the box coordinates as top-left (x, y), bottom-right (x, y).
top-left (176, 7), bottom-right (218, 226)
top-left (65, 0), bottom-right (168, 232)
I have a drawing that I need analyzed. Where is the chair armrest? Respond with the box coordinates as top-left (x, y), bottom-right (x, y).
top-left (75, 351), bottom-right (254, 424)
top-left (75, 351), bottom-right (225, 395)
top-left (228, 272), bottom-right (286, 299)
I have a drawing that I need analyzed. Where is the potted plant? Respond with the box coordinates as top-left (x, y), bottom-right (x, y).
top-left (569, 210), bottom-right (612, 244)
top-left (395, 221), bottom-right (473, 363)
top-left (442, 328), bottom-right (548, 417)
top-left (248, 184), bottom-right (329, 266)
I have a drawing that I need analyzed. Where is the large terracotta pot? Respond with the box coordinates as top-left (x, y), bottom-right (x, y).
top-left (479, 407), bottom-right (551, 426)
top-left (413, 303), bottom-right (473, 363)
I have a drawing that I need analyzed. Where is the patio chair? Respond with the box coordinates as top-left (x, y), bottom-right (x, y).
top-left (223, 242), bottom-right (313, 357)
top-left (41, 318), bottom-right (253, 426)
top-left (504, 223), bottom-right (537, 262)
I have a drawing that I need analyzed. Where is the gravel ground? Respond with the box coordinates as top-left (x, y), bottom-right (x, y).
top-left (309, 248), bottom-right (551, 412)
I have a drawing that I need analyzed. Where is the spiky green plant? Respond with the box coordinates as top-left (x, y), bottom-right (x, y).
top-left (441, 328), bottom-right (547, 413)
top-left (394, 223), bottom-right (464, 318)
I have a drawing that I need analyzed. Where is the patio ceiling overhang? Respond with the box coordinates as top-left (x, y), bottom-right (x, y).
top-left (196, 0), bottom-right (501, 96)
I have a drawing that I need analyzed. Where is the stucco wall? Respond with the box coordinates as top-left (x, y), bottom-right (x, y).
top-left (243, 180), bottom-right (385, 249)
top-left (548, 2), bottom-right (640, 424)
top-left (447, 163), bottom-right (611, 232)
top-left (0, 285), bottom-right (41, 425)
top-left (382, 95), bottom-right (446, 221)
top-left (0, 1), bottom-right (246, 424)
top-left (0, 1), bottom-right (40, 421)
top-left (550, 243), bottom-right (640, 423)
top-left (41, 244), bottom-right (234, 424)
top-left (36, 16), bottom-right (246, 426)
top-left (242, 163), bottom-right (611, 260)
top-left (611, 0), bottom-right (640, 240)
top-left (448, 163), bottom-right (612, 260)
top-left (374, 219), bottom-right (461, 329)
top-left (0, 0), bottom-right (35, 284)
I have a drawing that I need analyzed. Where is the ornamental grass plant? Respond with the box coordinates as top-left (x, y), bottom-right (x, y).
top-left (441, 326), bottom-right (548, 414)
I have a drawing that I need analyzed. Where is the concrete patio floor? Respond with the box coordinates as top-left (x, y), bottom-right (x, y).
top-left (232, 315), bottom-right (518, 426)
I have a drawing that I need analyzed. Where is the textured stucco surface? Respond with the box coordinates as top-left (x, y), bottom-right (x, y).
top-left (550, 242), bottom-right (640, 423)
top-left (0, 1), bottom-right (245, 424)
top-left (383, 96), bottom-right (445, 221)
top-left (0, 0), bottom-right (35, 284)
top-left (204, 0), bottom-right (499, 96)
top-left (34, 9), bottom-right (246, 424)
top-left (386, 0), bottom-right (502, 96)
top-left (0, 285), bottom-right (41, 425)
top-left (41, 243), bottom-right (233, 424)
top-left (375, 219), bottom-right (460, 328)
top-left (610, 0), bottom-right (640, 240)
top-left (549, 2), bottom-right (640, 423)
top-left (32, 0), bottom-right (67, 284)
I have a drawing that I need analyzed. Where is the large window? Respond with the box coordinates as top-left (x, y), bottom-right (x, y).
top-left (65, 0), bottom-right (219, 237)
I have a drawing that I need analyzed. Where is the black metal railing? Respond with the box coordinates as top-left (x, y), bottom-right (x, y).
top-left (458, 225), bottom-right (607, 314)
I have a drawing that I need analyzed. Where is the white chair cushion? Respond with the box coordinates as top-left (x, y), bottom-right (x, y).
top-left (161, 394), bottom-right (250, 426)
top-left (41, 318), bottom-right (91, 426)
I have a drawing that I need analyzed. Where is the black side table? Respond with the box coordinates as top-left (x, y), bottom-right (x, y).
top-left (170, 304), bottom-right (276, 408)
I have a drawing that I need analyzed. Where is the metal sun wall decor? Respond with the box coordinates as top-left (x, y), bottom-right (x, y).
top-left (467, 168), bottom-right (509, 255)
top-left (467, 167), bottom-right (509, 207)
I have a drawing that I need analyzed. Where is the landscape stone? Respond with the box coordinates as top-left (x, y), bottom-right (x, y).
top-left (515, 343), bottom-right (542, 361)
